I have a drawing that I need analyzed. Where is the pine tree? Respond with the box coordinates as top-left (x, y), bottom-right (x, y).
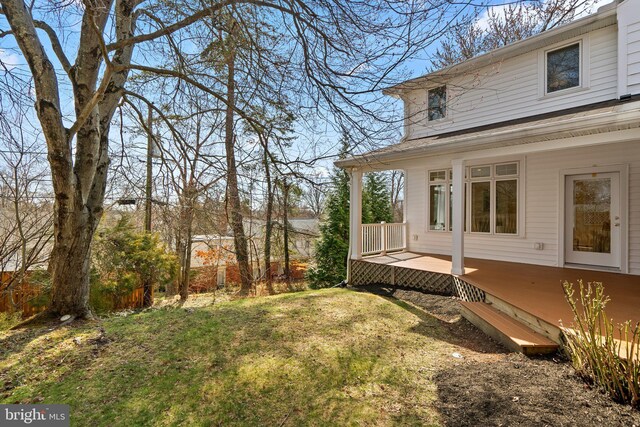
top-left (307, 136), bottom-right (351, 288)
top-left (363, 172), bottom-right (393, 224)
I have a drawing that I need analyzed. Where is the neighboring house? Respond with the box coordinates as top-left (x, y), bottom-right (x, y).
top-left (190, 217), bottom-right (319, 286)
top-left (336, 1), bottom-right (640, 354)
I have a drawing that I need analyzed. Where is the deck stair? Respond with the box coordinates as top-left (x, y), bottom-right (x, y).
top-left (459, 301), bottom-right (560, 356)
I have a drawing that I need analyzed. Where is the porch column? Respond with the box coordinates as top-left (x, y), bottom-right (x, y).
top-left (451, 159), bottom-right (465, 275)
top-left (349, 168), bottom-right (363, 260)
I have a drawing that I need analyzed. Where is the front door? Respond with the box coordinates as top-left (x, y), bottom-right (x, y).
top-left (565, 172), bottom-right (621, 269)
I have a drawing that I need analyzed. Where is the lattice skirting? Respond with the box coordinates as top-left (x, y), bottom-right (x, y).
top-left (350, 260), bottom-right (393, 286)
top-left (394, 267), bottom-right (452, 295)
top-left (453, 276), bottom-right (486, 302)
top-left (350, 260), bottom-right (453, 295)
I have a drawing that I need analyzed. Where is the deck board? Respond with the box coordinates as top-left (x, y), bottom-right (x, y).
top-left (361, 252), bottom-right (640, 329)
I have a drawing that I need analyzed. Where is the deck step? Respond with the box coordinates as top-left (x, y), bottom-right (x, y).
top-left (459, 301), bottom-right (559, 356)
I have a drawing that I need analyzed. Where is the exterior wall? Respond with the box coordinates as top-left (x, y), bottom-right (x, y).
top-left (618, 0), bottom-right (640, 96)
top-left (400, 139), bottom-right (640, 275)
top-left (404, 25), bottom-right (619, 139)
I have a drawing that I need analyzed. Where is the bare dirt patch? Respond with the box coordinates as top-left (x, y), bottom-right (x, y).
top-left (357, 285), bottom-right (640, 427)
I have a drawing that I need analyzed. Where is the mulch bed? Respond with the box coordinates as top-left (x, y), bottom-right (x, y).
top-left (356, 285), bottom-right (640, 427)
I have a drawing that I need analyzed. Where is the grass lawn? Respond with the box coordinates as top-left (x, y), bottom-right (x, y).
top-left (0, 289), bottom-right (462, 426)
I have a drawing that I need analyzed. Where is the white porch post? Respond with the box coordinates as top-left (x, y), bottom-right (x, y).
top-left (451, 159), bottom-right (465, 275)
top-left (350, 169), bottom-right (363, 260)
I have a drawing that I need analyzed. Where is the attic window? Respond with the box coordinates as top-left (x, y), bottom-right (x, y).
top-left (546, 43), bottom-right (580, 93)
top-left (427, 86), bottom-right (446, 121)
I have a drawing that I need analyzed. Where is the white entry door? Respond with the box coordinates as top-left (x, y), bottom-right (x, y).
top-left (565, 172), bottom-right (621, 269)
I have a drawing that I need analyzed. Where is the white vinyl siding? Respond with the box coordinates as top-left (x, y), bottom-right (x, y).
top-left (628, 22), bottom-right (640, 87)
top-left (404, 26), bottom-right (618, 138)
top-left (401, 139), bottom-right (640, 275)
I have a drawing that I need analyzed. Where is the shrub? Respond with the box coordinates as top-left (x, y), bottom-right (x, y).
top-left (561, 280), bottom-right (639, 408)
top-left (91, 217), bottom-right (178, 312)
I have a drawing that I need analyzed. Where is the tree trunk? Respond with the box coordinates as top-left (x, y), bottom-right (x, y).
top-left (143, 107), bottom-right (154, 307)
top-left (179, 193), bottom-right (194, 301)
top-left (2, 0), bottom-right (136, 318)
top-left (263, 148), bottom-right (274, 294)
top-left (224, 32), bottom-right (252, 294)
top-left (283, 179), bottom-right (291, 283)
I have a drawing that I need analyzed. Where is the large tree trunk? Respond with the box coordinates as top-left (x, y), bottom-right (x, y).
top-left (48, 209), bottom-right (100, 317)
top-left (223, 33), bottom-right (252, 294)
top-left (2, 0), bottom-right (135, 317)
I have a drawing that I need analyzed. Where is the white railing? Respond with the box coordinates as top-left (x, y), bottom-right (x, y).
top-left (361, 222), bottom-right (406, 256)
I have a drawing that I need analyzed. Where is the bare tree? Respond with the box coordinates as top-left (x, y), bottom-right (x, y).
top-left (0, 110), bottom-right (53, 301)
top-left (432, 0), bottom-right (600, 69)
top-left (1, 0), bottom-right (488, 317)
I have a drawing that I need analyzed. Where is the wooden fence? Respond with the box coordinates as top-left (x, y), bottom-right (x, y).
top-left (190, 260), bottom-right (309, 293)
top-left (0, 273), bottom-right (47, 318)
top-left (1, 272), bottom-right (146, 318)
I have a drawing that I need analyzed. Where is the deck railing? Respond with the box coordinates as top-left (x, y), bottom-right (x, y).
top-left (361, 222), bottom-right (406, 256)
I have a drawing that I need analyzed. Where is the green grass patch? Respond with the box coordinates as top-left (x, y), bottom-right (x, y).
top-left (1, 289), bottom-right (455, 426)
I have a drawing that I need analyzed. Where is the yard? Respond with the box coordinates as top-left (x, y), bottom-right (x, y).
top-left (1, 288), bottom-right (639, 426)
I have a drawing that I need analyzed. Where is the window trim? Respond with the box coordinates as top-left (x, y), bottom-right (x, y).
top-left (426, 159), bottom-right (524, 237)
top-left (538, 36), bottom-right (590, 99)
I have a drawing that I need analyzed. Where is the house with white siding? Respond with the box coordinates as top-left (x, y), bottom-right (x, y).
top-left (336, 0), bottom-right (640, 355)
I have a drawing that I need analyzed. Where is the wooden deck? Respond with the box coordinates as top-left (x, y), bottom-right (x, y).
top-left (360, 252), bottom-right (640, 332)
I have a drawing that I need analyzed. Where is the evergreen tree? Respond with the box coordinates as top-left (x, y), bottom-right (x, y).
top-left (308, 136), bottom-right (350, 288)
top-left (363, 172), bottom-right (393, 224)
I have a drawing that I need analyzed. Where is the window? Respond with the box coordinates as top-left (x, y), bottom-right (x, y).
top-left (546, 43), bottom-right (580, 93)
top-left (427, 86), bottom-right (446, 121)
top-left (428, 169), bottom-right (466, 232)
top-left (427, 162), bottom-right (519, 235)
top-left (429, 170), bottom-right (448, 230)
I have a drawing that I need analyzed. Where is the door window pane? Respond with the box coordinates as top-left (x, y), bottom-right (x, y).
top-left (573, 178), bottom-right (611, 253)
top-left (496, 180), bottom-right (518, 234)
top-left (429, 184), bottom-right (447, 230)
top-left (471, 181), bottom-right (491, 233)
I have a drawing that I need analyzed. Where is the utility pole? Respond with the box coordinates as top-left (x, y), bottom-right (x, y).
top-left (143, 106), bottom-right (154, 307)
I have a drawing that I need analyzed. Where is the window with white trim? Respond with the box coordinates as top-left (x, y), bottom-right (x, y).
top-left (428, 162), bottom-right (519, 235)
top-left (546, 42), bottom-right (580, 93)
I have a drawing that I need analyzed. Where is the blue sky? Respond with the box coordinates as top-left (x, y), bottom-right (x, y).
top-left (0, 0), bottom-right (615, 184)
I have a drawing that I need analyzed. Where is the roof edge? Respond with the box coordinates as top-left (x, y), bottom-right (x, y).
top-left (383, 3), bottom-right (618, 96)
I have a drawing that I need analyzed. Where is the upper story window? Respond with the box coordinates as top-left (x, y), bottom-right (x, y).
top-left (546, 43), bottom-right (580, 93)
top-left (427, 85), bottom-right (446, 121)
